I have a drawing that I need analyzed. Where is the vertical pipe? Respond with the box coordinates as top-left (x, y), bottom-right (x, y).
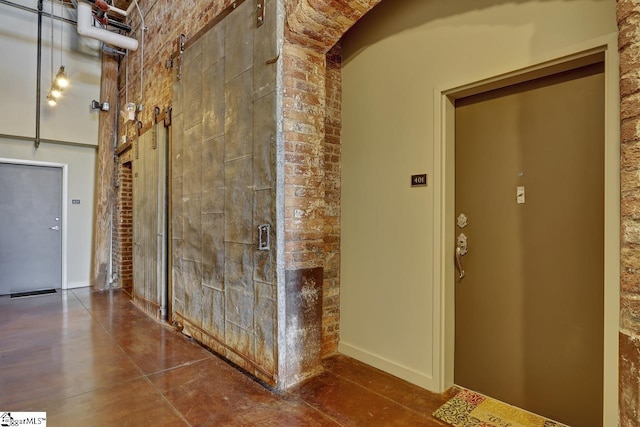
top-left (158, 123), bottom-right (168, 320)
top-left (133, 0), bottom-right (144, 104)
top-left (35, 0), bottom-right (43, 149)
top-left (166, 111), bottom-right (173, 323)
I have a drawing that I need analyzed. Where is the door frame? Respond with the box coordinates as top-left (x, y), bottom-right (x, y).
top-left (432, 34), bottom-right (619, 426)
top-left (0, 158), bottom-right (68, 290)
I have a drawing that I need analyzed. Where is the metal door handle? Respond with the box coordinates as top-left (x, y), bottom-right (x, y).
top-left (456, 232), bottom-right (468, 280)
top-left (49, 225), bottom-right (60, 231)
top-left (456, 245), bottom-right (465, 279)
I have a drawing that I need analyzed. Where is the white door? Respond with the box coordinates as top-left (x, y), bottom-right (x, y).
top-left (0, 162), bottom-right (63, 295)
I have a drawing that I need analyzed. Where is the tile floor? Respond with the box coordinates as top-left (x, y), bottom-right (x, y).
top-left (0, 288), bottom-right (456, 426)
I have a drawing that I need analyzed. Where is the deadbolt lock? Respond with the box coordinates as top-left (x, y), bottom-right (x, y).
top-left (457, 213), bottom-right (468, 229)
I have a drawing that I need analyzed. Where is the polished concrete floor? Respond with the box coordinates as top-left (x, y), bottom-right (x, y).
top-left (0, 288), bottom-right (456, 426)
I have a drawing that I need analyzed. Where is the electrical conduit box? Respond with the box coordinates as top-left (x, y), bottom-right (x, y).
top-left (121, 102), bottom-right (136, 122)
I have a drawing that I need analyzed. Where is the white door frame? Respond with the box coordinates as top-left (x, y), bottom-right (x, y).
top-left (0, 158), bottom-right (68, 290)
top-left (432, 34), bottom-right (620, 426)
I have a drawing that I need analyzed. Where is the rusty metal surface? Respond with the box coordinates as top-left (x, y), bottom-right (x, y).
top-left (132, 127), bottom-right (167, 320)
top-left (170, 0), bottom-right (278, 386)
top-left (285, 267), bottom-right (324, 385)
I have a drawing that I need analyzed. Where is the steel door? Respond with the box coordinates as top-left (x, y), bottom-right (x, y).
top-left (0, 162), bottom-right (62, 294)
top-left (133, 127), bottom-right (167, 317)
top-left (454, 63), bottom-right (604, 426)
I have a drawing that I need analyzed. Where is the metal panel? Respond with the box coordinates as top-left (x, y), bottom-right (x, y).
top-left (0, 162), bottom-right (62, 294)
top-left (171, 0), bottom-right (278, 385)
top-left (133, 127), bottom-right (167, 317)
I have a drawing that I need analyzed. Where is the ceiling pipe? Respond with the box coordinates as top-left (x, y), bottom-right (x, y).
top-left (107, 0), bottom-right (137, 17)
top-left (77, 1), bottom-right (138, 51)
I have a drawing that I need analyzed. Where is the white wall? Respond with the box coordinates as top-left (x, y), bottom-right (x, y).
top-left (0, 1), bottom-right (101, 288)
top-left (340, 0), bottom-right (616, 390)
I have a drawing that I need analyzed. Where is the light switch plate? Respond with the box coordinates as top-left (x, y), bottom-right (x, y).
top-left (517, 186), bottom-right (525, 204)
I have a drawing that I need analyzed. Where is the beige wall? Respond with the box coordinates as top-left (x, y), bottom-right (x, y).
top-left (0, 138), bottom-right (97, 288)
top-left (0, 1), bottom-right (101, 145)
top-left (340, 0), bottom-right (616, 390)
top-left (0, 1), bottom-right (101, 288)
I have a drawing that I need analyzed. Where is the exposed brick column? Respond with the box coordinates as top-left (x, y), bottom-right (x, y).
top-left (282, 0), bottom-right (382, 364)
top-left (281, 42), bottom-right (343, 362)
top-left (322, 44), bottom-right (342, 355)
top-left (619, 0), bottom-right (640, 424)
top-left (114, 155), bottom-right (133, 292)
top-left (283, 42), bottom-right (327, 271)
top-left (281, 42), bottom-right (327, 384)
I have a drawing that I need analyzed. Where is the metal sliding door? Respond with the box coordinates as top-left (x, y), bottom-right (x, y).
top-left (133, 126), bottom-right (168, 318)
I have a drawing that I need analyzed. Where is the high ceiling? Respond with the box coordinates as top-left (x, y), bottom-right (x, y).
top-left (59, 0), bottom-right (133, 10)
top-left (113, 0), bottom-right (133, 9)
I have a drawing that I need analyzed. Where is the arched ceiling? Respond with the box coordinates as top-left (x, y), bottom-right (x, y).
top-left (285, 0), bottom-right (381, 52)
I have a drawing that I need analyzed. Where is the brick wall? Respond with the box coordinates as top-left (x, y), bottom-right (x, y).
top-left (282, 0), bottom-right (380, 358)
top-left (282, 41), bottom-right (333, 369)
top-left (114, 157), bottom-right (133, 292)
top-left (283, 42), bottom-right (327, 270)
top-left (323, 44), bottom-right (342, 355)
top-left (117, 0), bottom-right (238, 142)
top-left (281, 41), bottom-right (342, 356)
top-left (619, 0), bottom-right (640, 424)
top-left (114, 1), bottom-right (239, 296)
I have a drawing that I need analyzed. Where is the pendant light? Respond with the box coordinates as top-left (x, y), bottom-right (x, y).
top-left (55, 66), bottom-right (68, 88)
top-left (47, 0), bottom-right (56, 107)
top-left (48, 0), bottom-right (69, 107)
top-left (55, 2), bottom-right (68, 89)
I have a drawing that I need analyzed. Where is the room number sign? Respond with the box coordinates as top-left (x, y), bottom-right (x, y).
top-left (411, 174), bottom-right (427, 187)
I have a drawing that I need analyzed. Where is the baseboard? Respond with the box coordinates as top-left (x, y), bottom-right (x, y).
top-left (65, 282), bottom-right (90, 289)
top-left (338, 341), bottom-right (436, 391)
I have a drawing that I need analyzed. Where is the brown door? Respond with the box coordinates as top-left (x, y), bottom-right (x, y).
top-left (454, 63), bottom-right (604, 426)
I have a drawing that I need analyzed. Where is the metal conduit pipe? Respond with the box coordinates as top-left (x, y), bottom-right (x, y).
top-left (77, 0), bottom-right (133, 31)
top-left (79, 0), bottom-right (135, 18)
top-left (77, 1), bottom-right (138, 51)
top-left (105, 0), bottom-right (137, 18)
top-left (35, 0), bottom-right (43, 150)
top-left (133, 0), bottom-right (145, 104)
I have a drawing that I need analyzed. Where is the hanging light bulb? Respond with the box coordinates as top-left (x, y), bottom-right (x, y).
top-left (55, 66), bottom-right (69, 88)
top-left (51, 84), bottom-right (62, 99)
top-left (47, 92), bottom-right (57, 107)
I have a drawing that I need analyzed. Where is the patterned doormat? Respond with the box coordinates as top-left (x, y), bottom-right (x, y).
top-left (433, 389), bottom-right (569, 427)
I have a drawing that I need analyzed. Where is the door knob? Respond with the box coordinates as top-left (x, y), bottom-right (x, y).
top-left (49, 225), bottom-right (60, 231)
